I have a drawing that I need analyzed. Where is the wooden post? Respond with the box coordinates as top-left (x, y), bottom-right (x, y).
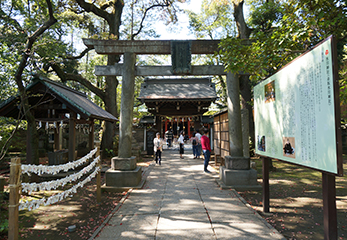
top-left (0, 177), bottom-right (5, 192)
top-left (26, 122), bottom-right (33, 164)
top-left (322, 172), bottom-right (337, 240)
top-left (68, 112), bottom-right (76, 162)
top-left (89, 119), bottom-right (95, 152)
top-left (54, 129), bottom-right (59, 151)
top-left (8, 157), bottom-right (21, 240)
top-left (59, 125), bottom-right (63, 150)
top-left (187, 119), bottom-right (191, 137)
top-left (262, 157), bottom-right (270, 213)
top-left (96, 145), bottom-right (101, 203)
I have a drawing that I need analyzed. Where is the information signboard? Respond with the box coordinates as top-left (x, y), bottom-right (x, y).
top-left (254, 36), bottom-right (343, 176)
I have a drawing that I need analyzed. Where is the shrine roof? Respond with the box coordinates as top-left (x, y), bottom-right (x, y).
top-left (0, 76), bottom-right (117, 122)
top-left (138, 77), bottom-right (217, 101)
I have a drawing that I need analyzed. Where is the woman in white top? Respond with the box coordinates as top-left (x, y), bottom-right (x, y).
top-left (178, 131), bottom-right (185, 159)
top-left (191, 132), bottom-right (199, 159)
top-left (153, 132), bottom-right (164, 165)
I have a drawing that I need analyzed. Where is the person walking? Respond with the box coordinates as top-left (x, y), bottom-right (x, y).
top-left (195, 130), bottom-right (202, 159)
top-left (191, 132), bottom-right (199, 159)
top-left (153, 132), bottom-right (164, 165)
top-left (178, 131), bottom-right (185, 159)
top-left (200, 129), bottom-right (211, 173)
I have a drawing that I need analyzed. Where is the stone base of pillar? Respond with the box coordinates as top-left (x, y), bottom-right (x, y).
top-left (102, 166), bottom-right (143, 192)
top-left (103, 156), bottom-right (142, 192)
top-left (111, 156), bottom-right (137, 170)
top-left (217, 166), bottom-right (262, 191)
top-left (224, 156), bottom-right (250, 170)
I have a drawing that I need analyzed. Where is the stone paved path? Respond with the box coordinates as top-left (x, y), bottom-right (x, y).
top-left (91, 149), bottom-right (285, 240)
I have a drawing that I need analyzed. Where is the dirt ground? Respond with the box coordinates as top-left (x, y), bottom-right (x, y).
top-left (237, 158), bottom-right (347, 240)
top-left (1, 155), bottom-right (346, 240)
top-left (0, 159), bottom-right (152, 240)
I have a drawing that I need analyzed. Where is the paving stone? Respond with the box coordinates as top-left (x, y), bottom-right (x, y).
top-left (213, 222), bottom-right (285, 240)
top-left (96, 226), bottom-right (155, 239)
top-left (160, 199), bottom-right (206, 213)
top-left (108, 213), bottom-right (158, 230)
top-left (115, 201), bottom-right (161, 215)
top-left (164, 187), bottom-right (200, 195)
top-left (155, 229), bottom-right (215, 239)
top-left (91, 150), bottom-right (284, 240)
top-left (157, 212), bottom-right (211, 230)
top-left (163, 192), bottom-right (201, 201)
top-left (207, 210), bottom-right (262, 224)
top-left (203, 198), bottom-right (251, 212)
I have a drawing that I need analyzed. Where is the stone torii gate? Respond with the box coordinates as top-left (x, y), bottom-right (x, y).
top-left (83, 39), bottom-right (258, 190)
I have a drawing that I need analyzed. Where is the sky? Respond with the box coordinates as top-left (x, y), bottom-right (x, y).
top-left (152, 0), bottom-right (202, 40)
top-left (152, 0), bottom-right (250, 41)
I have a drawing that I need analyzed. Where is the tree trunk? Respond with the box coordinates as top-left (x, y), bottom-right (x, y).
top-left (102, 74), bottom-right (118, 153)
top-left (101, 3), bottom-right (123, 155)
top-left (26, 112), bottom-right (39, 165)
top-left (233, 0), bottom-right (252, 39)
top-left (233, 0), bottom-right (255, 151)
top-left (240, 75), bottom-right (255, 151)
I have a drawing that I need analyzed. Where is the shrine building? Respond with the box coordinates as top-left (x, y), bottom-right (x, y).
top-left (138, 77), bottom-right (217, 137)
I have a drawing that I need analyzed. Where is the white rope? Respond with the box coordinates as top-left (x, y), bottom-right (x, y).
top-left (21, 156), bottom-right (100, 194)
top-left (21, 147), bottom-right (97, 175)
top-left (19, 166), bottom-right (101, 211)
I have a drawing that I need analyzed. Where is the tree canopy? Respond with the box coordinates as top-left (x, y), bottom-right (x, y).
top-left (219, 0), bottom-right (347, 81)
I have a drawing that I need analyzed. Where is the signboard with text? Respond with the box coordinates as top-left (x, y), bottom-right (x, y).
top-left (254, 36), bottom-right (343, 176)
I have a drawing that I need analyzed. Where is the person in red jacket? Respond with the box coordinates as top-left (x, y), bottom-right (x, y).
top-left (200, 128), bottom-right (211, 173)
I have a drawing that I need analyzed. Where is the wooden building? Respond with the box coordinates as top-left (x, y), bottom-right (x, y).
top-left (213, 109), bottom-right (229, 164)
top-left (138, 77), bottom-right (217, 137)
top-left (0, 75), bottom-right (117, 163)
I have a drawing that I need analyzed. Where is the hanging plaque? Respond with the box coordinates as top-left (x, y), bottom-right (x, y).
top-left (171, 40), bottom-right (192, 74)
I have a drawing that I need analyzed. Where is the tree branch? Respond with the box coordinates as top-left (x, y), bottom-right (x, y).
top-left (15, 0), bottom-right (57, 92)
top-left (100, 0), bottom-right (114, 10)
top-left (64, 47), bottom-right (94, 60)
top-left (75, 0), bottom-right (111, 23)
top-left (0, 8), bottom-right (25, 34)
top-left (65, 73), bottom-right (106, 102)
top-left (132, 2), bottom-right (171, 39)
top-left (50, 62), bottom-right (106, 101)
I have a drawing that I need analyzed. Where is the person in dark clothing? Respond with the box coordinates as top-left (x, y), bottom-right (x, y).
top-left (283, 139), bottom-right (294, 154)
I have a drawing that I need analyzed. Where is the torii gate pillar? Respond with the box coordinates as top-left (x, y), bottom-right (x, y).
top-left (218, 72), bottom-right (260, 191)
top-left (104, 52), bottom-right (142, 192)
top-left (119, 52), bottom-right (136, 159)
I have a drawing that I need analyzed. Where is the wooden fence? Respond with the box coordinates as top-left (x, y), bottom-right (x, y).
top-left (213, 111), bottom-right (230, 165)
